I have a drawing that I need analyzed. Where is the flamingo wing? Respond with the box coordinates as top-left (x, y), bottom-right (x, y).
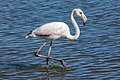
top-left (33, 22), bottom-right (68, 37)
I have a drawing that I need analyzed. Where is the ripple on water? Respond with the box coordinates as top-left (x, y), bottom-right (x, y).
top-left (0, 0), bottom-right (120, 80)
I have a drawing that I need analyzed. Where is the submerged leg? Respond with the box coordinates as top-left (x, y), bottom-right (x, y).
top-left (34, 41), bottom-right (66, 68)
top-left (46, 41), bottom-right (66, 68)
top-left (46, 41), bottom-right (52, 66)
top-left (34, 41), bottom-right (47, 57)
top-left (37, 55), bottom-right (66, 68)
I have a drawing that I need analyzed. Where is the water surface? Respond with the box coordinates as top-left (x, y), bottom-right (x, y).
top-left (0, 0), bottom-right (120, 80)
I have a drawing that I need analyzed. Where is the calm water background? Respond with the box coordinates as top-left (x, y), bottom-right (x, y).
top-left (0, 0), bottom-right (120, 80)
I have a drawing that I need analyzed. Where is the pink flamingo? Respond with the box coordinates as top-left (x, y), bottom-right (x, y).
top-left (26, 9), bottom-right (87, 68)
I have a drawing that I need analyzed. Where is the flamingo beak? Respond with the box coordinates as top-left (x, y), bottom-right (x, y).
top-left (83, 22), bottom-right (86, 26)
top-left (81, 14), bottom-right (87, 26)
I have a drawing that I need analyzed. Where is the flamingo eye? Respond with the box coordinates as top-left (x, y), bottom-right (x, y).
top-left (79, 12), bottom-right (82, 14)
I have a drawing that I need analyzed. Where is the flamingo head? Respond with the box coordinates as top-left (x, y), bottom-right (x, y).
top-left (74, 9), bottom-right (87, 26)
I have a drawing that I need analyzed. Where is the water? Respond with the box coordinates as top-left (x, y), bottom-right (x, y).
top-left (0, 0), bottom-right (120, 80)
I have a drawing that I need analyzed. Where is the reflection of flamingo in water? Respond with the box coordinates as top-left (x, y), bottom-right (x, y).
top-left (26, 9), bottom-right (87, 68)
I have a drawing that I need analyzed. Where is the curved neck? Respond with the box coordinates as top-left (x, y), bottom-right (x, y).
top-left (67, 10), bottom-right (80, 40)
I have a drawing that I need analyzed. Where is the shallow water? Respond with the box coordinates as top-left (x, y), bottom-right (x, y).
top-left (0, 0), bottom-right (120, 80)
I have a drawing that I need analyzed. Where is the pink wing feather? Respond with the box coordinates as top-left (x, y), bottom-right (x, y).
top-left (33, 22), bottom-right (68, 37)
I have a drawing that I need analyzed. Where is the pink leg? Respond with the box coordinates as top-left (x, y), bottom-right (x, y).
top-left (46, 41), bottom-right (52, 66)
top-left (34, 41), bottom-right (66, 68)
top-left (34, 41), bottom-right (47, 56)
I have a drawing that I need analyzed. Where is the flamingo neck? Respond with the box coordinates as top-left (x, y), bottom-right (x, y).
top-left (67, 10), bottom-right (80, 40)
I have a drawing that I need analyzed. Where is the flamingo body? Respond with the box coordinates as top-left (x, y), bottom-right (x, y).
top-left (33, 22), bottom-right (70, 40)
top-left (26, 9), bottom-right (87, 67)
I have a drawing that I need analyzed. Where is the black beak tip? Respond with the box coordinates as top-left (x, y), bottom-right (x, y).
top-left (83, 22), bottom-right (86, 26)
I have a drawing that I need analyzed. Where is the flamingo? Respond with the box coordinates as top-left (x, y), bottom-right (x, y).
top-left (26, 9), bottom-right (87, 68)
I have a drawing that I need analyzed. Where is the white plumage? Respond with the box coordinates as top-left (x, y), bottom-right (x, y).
top-left (33, 22), bottom-right (69, 40)
top-left (26, 9), bottom-right (87, 67)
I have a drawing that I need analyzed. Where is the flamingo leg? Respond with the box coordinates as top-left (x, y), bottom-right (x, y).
top-left (46, 41), bottom-right (52, 66)
top-left (34, 41), bottom-right (66, 68)
top-left (37, 55), bottom-right (66, 68)
top-left (34, 41), bottom-right (47, 56)
top-left (46, 41), bottom-right (66, 68)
